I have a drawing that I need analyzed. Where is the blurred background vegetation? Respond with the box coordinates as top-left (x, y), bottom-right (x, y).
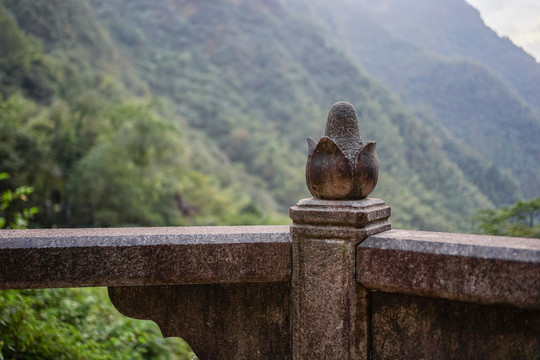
top-left (1, 0), bottom-right (539, 358)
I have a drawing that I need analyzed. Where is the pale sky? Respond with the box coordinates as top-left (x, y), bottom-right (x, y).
top-left (466, 0), bottom-right (540, 61)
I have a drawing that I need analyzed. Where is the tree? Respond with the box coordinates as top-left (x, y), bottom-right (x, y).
top-left (475, 198), bottom-right (540, 238)
top-left (67, 103), bottom-right (188, 227)
top-left (0, 172), bottom-right (38, 229)
top-left (0, 288), bottom-right (197, 360)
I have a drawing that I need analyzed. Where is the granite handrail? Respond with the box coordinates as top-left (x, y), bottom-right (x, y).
top-left (357, 229), bottom-right (540, 309)
top-left (0, 225), bottom-right (291, 289)
top-left (1, 226), bottom-right (538, 309)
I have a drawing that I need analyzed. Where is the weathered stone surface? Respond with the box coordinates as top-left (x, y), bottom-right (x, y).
top-left (290, 197), bottom-right (391, 231)
top-left (4, 220), bottom-right (539, 359)
top-left (290, 197), bottom-right (390, 360)
top-left (0, 226), bottom-right (291, 289)
top-left (292, 237), bottom-right (354, 358)
top-left (325, 101), bottom-right (364, 160)
top-left (357, 229), bottom-right (540, 309)
top-left (109, 282), bottom-right (291, 360)
top-left (371, 292), bottom-right (540, 359)
top-left (307, 136), bottom-right (356, 199)
top-left (306, 102), bottom-right (379, 200)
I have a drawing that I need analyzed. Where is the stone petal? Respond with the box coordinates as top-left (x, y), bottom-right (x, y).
top-left (307, 137), bottom-right (317, 156)
top-left (353, 141), bottom-right (379, 198)
top-left (306, 136), bottom-right (354, 199)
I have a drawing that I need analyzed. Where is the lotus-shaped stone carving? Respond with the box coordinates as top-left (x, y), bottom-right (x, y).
top-left (306, 101), bottom-right (378, 200)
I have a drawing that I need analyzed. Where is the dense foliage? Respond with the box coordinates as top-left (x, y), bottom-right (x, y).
top-left (0, 1), bottom-right (286, 229)
top-left (0, 172), bottom-right (38, 229)
top-left (286, 0), bottom-right (540, 200)
top-left (475, 198), bottom-right (540, 238)
top-left (4, 0), bottom-right (537, 232)
top-left (0, 288), bottom-right (195, 360)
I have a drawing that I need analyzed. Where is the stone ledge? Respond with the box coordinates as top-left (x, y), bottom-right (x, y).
top-left (0, 226), bottom-right (291, 289)
top-left (357, 229), bottom-right (540, 309)
top-left (289, 197), bottom-right (391, 231)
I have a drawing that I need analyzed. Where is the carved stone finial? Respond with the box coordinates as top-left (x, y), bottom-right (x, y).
top-left (306, 101), bottom-right (379, 199)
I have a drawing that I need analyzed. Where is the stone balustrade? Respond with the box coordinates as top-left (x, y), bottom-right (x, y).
top-left (1, 205), bottom-right (539, 359)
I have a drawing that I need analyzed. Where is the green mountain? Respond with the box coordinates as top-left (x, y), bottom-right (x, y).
top-left (0, 0), bottom-right (284, 228)
top-left (286, 0), bottom-right (539, 200)
top-left (3, 0), bottom-right (536, 232)
top-left (358, 0), bottom-right (540, 109)
top-left (85, 0), bottom-right (500, 230)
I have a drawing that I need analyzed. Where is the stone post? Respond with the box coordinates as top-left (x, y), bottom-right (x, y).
top-left (290, 198), bottom-right (390, 359)
top-left (290, 102), bottom-right (390, 359)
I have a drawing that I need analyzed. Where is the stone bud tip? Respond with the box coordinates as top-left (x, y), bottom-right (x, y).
top-left (306, 101), bottom-right (379, 199)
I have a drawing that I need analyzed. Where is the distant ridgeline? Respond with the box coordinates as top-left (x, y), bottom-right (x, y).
top-left (1, 0), bottom-right (539, 232)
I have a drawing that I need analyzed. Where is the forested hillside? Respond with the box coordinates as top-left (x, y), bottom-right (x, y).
top-left (358, 0), bottom-right (540, 109)
top-left (2, 0), bottom-right (538, 233)
top-left (287, 0), bottom-right (540, 200)
top-left (1, 0), bottom-right (286, 229)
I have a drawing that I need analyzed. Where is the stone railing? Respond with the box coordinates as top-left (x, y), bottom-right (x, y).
top-left (1, 202), bottom-right (539, 359)
top-left (1, 226), bottom-right (292, 358)
top-left (1, 102), bottom-right (539, 359)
